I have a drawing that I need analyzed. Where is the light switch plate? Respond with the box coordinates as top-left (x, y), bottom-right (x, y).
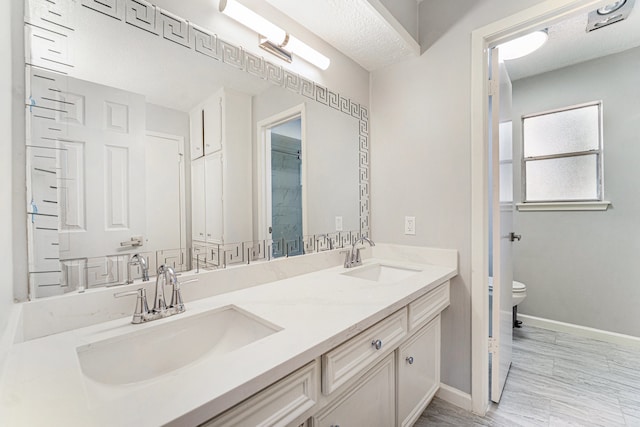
top-left (335, 216), bottom-right (343, 231)
top-left (404, 216), bottom-right (416, 235)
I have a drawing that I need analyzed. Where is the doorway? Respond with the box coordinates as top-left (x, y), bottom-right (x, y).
top-left (270, 118), bottom-right (303, 258)
top-left (470, 0), bottom-right (609, 415)
top-left (257, 104), bottom-right (307, 258)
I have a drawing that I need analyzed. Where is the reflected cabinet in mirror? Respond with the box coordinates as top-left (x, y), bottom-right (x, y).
top-left (24, 0), bottom-right (370, 298)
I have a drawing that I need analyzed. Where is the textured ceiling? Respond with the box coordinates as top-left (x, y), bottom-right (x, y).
top-left (264, 0), bottom-right (420, 71)
top-left (504, 4), bottom-right (640, 81)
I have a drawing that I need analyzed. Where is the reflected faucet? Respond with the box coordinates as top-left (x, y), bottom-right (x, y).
top-left (153, 264), bottom-right (177, 313)
top-left (127, 253), bottom-right (149, 284)
top-left (344, 236), bottom-right (375, 268)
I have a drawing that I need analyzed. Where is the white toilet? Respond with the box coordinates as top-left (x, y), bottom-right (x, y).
top-left (488, 277), bottom-right (527, 328)
top-left (488, 277), bottom-right (527, 307)
top-left (511, 280), bottom-right (527, 306)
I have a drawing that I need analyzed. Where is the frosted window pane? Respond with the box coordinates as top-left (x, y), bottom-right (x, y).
top-left (523, 105), bottom-right (600, 157)
top-left (525, 155), bottom-right (598, 201)
top-left (499, 121), bottom-right (512, 161)
top-left (499, 163), bottom-right (513, 202)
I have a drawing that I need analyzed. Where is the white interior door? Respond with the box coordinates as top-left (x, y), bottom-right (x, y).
top-left (145, 132), bottom-right (185, 253)
top-left (45, 74), bottom-right (147, 260)
top-left (490, 49), bottom-right (515, 403)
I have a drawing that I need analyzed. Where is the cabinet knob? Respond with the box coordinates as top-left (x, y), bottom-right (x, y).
top-left (371, 339), bottom-right (383, 350)
top-left (406, 356), bottom-right (414, 365)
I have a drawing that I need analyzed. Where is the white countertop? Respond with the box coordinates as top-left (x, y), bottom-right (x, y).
top-left (0, 246), bottom-right (457, 426)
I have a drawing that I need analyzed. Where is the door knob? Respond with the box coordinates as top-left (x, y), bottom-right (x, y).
top-left (510, 232), bottom-right (522, 242)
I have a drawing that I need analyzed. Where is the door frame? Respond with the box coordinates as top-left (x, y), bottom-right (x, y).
top-left (256, 104), bottom-right (307, 243)
top-left (469, 0), bottom-right (609, 415)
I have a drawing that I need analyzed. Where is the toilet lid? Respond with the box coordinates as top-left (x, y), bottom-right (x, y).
top-left (488, 278), bottom-right (526, 292)
top-left (513, 281), bottom-right (526, 292)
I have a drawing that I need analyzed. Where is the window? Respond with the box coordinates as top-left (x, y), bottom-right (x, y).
top-left (522, 102), bottom-right (603, 205)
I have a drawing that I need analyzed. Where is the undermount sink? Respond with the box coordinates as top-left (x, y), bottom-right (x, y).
top-left (77, 305), bottom-right (281, 385)
top-left (341, 263), bottom-right (422, 283)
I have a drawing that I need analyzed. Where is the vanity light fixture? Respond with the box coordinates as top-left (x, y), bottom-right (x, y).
top-left (496, 30), bottom-right (548, 61)
top-left (219, 0), bottom-right (331, 70)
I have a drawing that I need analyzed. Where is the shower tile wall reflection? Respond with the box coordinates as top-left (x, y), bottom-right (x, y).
top-left (271, 125), bottom-right (303, 258)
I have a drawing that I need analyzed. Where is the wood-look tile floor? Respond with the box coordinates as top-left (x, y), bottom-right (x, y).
top-left (416, 325), bottom-right (640, 426)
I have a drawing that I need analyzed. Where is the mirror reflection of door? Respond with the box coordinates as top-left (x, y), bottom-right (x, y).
top-left (270, 118), bottom-right (303, 258)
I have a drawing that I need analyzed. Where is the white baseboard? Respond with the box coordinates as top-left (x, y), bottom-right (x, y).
top-left (519, 314), bottom-right (640, 349)
top-left (436, 383), bottom-right (472, 411)
top-left (0, 305), bottom-right (21, 382)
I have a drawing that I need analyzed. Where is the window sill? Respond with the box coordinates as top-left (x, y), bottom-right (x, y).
top-left (516, 201), bottom-right (611, 212)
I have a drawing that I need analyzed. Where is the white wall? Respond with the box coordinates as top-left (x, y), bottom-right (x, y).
top-left (369, 0), bottom-right (545, 394)
top-left (379, 0), bottom-right (419, 41)
top-left (146, 103), bottom-right (191, 142)
top-left (0, 0), bottom-right (14, 332)
top-left (512, 46), bottom-right (640, 337)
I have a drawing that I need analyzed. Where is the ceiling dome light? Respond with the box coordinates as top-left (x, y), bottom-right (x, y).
top-left (497, 30), bottom-right (548, 61)
top-left (597, 0), bottom-right (627, 15)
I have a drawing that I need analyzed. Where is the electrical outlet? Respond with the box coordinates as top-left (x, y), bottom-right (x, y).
top-left (404, 216), bottom-right (416, 235)
top-left (335, 216), bottom-right (343, 231)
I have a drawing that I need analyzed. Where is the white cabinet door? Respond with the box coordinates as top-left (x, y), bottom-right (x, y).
top-left (203, 94), bottom-right (222, 155)
top-left (191, 157), bottom-right (206, 242)
top-left (190, 106), bottom-right (204, 160)
top-left (204, 153), bottom-right (224, 243)
top-left (315, 354), bottom-right (395, 427)
top-left (397, 316), bottom-right (441, 427)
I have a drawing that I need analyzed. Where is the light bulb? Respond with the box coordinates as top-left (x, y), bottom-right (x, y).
top-left (284, 36), bottom-right (331, 70)
top-left (219, 0), bottom-right (287, 45)
top-left (497, 30), bottom-right (548, 61)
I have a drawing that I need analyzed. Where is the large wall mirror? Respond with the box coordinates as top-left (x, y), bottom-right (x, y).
top-left (24, 0), bottom-right (369, 298)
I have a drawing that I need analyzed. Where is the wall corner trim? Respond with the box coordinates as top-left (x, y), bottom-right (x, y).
top-left (435, 383), bottom-right (473, 412)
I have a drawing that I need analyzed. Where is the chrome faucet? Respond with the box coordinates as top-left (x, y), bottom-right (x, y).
top-left (127, 253), bottom-right (149, 284)
top-left (114, 264), bottom-right (197, 324)
top-left (152, 264), bottom-right (172, 313)
top-left (344, 236), bottom-right (375, 268)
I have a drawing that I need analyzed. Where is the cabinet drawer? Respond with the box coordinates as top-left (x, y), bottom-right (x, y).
top-left (408, 281), bottom-right (450, 331)
top-left (204, 361), bottom-right (318, 427)
top-left (322, 308), bottom-right (407, 395)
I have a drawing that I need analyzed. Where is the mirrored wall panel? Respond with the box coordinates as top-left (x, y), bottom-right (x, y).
top-left (24, 0), bottom-right (369, 298)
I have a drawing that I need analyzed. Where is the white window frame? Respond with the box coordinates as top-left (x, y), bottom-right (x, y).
top-left (517, 101), bottom-right (610, 212)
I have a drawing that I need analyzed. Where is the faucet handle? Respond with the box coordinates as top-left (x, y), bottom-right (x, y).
top-left (114, 288), bottom-right (150, 324)
top-left (170, 278), bottom-right (198, 313)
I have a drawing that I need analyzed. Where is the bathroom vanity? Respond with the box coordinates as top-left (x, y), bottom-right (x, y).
top-left (0, 244), bottom-right (457, 426)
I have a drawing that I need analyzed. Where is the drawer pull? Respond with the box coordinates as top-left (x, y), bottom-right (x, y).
top-left (371, 339), bottom-right (383, 350)
top-left (406, 356), bottom-right (414, 365)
